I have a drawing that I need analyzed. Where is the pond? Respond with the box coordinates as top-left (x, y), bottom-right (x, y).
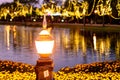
top-left (0, 25), bottom-right (120, 71)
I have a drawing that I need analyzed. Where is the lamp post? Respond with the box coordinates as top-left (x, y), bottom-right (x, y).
top-left (35, 29), bottom-right (54, 80)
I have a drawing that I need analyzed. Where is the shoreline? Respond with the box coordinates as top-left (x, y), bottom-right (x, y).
top-left (0, 21), bottom-right (120, 27)
top-left (0, 21), bottom-right (120, 32)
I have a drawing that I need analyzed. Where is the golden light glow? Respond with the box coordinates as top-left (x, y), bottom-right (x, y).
top-left (63, 33), bottom-right (69, 49)
top-left (115, 39), bottom-right (120, 59)
top-left (94, 10), bottom-right (97, 14)
top-left (116, 0), bottom-right (120, 17)
top-left (4, 25), bottom-right (10, 50)
top-left (12, 26), bottom-right (17, 48)
top-left (93, 34), bottom-right (97, 50)
top-left (39, 30), bottom-right (49, 35)
top-left (0, 0), bottom-right (120, 20)
top-left (35, 40), bottom-right (54, 54)
top-left (105, 36), bottom-right (110, 56)
top-left (35, 30), bottom-right (54, 55)
top-left (82, 36), bottom-right (86, 55)
top-left (74, 30), bottom-right (80, 53)
top-left (100, 40), bottom-right (104, 54)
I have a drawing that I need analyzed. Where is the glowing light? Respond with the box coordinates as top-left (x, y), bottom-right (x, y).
top-left (93, 34), bottom-right (96, 50)
top-left (105, 36), bottom-right (110, 56)
top-left (48, 12), bottom-right (61, 16)
top-left (5, 26), bottom-right (10, 50)
top-left (116, 0), bottom-right (120, 17)
top-left (82, 36), bottom-right (86, 55)
top-left (0, 0), bottom-right (120, 20)
top-left (39, 30), bottom-right (50, 35)
top-left (61, 19), bottom-right (64, 22)
top-left (35, 40), bottom-right (54, 54)
top-left (10, 19), bottom-right (12, 21)
top-left (94, 10), bottom-right (97, 14)
top-left (33, 19), bottom-right (36, 22)
top-left (100, 40), bottom-right (104, 54)
top-left (35, 30), bottom-right (54, 57)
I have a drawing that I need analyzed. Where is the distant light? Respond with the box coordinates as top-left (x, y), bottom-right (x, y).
top-left (7, 10), bottom-right (9, 13)
top-left (51, 12), bottom-right (61, 16)
top-left (46, 12), bottom-right (61, 16)
top-left (40, 16), bottom-right (43, 19)
top-left (61, 19), bottom-right (64, 22)
top-left (94, 10), bottom-right (97, 13)
top-left (10, 19), bottom-right (12, 21)
top-left (33, 19), bottom-right (36, 22)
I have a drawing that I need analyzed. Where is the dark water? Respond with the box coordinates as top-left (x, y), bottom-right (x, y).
top-left (0, 25), bottom-right (120, 71)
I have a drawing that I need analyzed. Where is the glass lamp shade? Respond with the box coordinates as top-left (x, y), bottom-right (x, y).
top-left (35, 29), bottom-right (54, 58)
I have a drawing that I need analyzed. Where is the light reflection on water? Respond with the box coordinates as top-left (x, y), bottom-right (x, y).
top-left (0, 25), bottom-right (120, 71)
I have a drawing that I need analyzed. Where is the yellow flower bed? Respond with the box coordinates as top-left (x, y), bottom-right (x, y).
top-left (53, 72), bottom-right (120, 80)
top-left (53, 60), bottom-right (120, 80)
top-left (0, 60), bottom-right (34, 73)
top-left (0, 71), bottom-right (36, 80)
top-left (0, 60), bottom-right (120, 80)
top-left (0, 71), bottom-right (120, 80)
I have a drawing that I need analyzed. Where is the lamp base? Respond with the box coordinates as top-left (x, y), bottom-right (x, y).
top-left (39, 54), bottom-right (51, 58)
top-left (35, 58), bottom-right (53, 80)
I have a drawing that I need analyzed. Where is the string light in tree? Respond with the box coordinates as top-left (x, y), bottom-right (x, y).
top-left (115, 0), bottom-right (120, 18)
top-left (0, 0), bottom-right (120, 20)
top-left (96, 0), bottom-right (120, 19)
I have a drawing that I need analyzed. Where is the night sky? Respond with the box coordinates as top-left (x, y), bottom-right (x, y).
top-left (0, 0), bottom-right (13, 4)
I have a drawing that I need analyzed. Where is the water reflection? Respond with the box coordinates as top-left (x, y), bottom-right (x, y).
top-left (93, 33), bottom-right (96, 50)
top-left (0, 25), bottom-right (38, 66)
top-left (53, 28), bottom-right (120, 70)
top-left (4, 25), bottom-right (10, 49)
top-left (0, 25), bottom-right (120, 71)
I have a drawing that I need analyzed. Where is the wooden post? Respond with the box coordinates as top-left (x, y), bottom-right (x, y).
top-left (35, 58), bottom-right (53, 80)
